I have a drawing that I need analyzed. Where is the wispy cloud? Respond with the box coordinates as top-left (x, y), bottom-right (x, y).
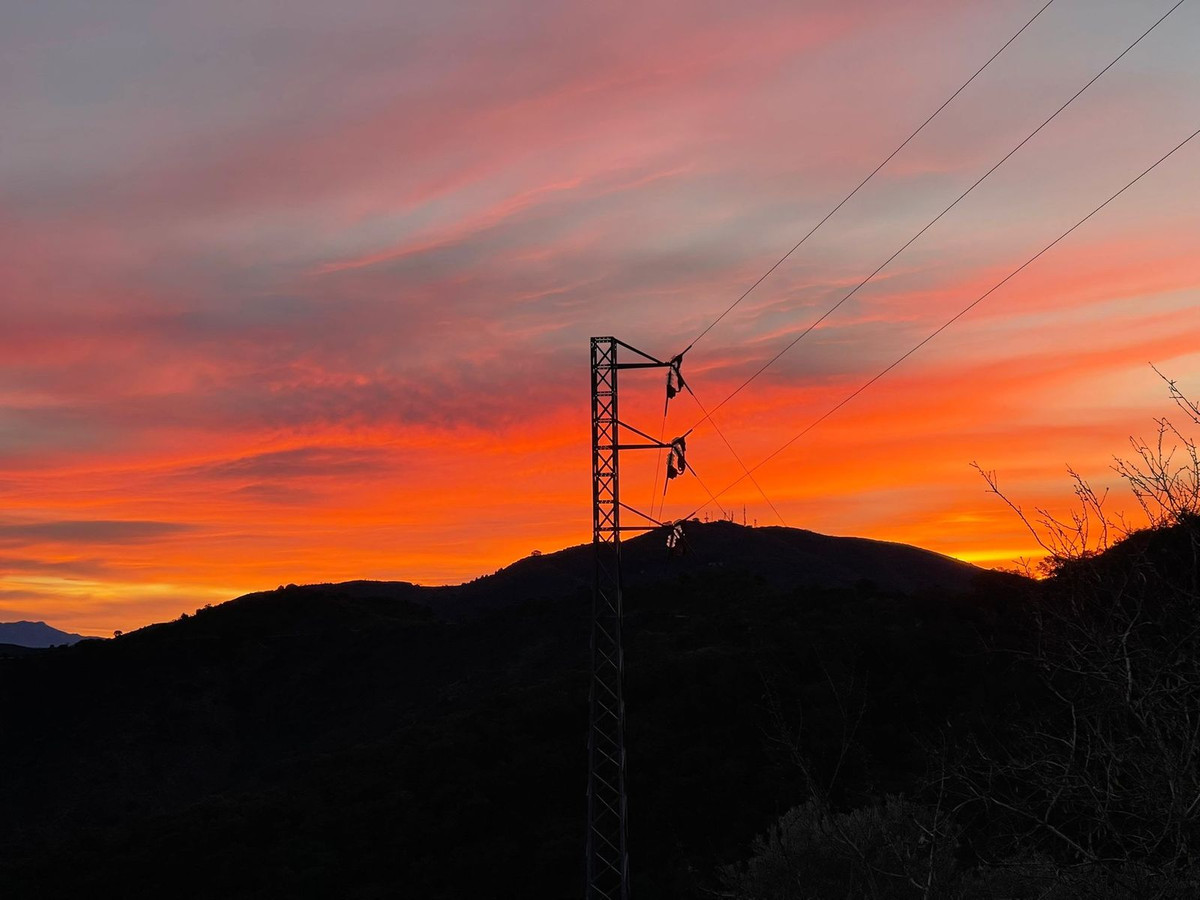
top-left (0, 520), bottom-right (197, 544)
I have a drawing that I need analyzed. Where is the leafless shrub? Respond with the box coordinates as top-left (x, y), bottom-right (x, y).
top-left (962, 372), bottom-right (1200, 898)
top-left (721, 796), bottom-right (962, 900)
top-left (971, 463), bottom-right (1113, 571)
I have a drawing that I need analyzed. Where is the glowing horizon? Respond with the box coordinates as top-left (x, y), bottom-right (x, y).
top-left (3, 0), bottom-right (1199, 636)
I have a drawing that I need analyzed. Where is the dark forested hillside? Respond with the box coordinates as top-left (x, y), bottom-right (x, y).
top-left (0, 522), bottom-right (1061, 898)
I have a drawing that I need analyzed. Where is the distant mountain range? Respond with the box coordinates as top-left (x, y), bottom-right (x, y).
top-left (0, 620), bottom-right (85, 648)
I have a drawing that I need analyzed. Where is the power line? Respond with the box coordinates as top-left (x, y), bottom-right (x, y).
top-left (683, 122), bottom-right (1200, 520)
top-left (647, 371), bottom-right (789, 524)
top-left (684, 0), bottom-right (1058, 352)
top-left (648, 409), bottom-right (668, 520)
top-left (647, 379), bottom-right (789, 524)
top-left (685, 0), bottom-right (1187, 435)
top-left (683, 460), bottom-right (728, 521)
top-left (668, 0), bottom-right (1059, 526)
top-left (683, 384), bottom-right (788, 526)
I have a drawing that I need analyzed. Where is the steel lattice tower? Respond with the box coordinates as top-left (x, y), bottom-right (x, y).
top-left (587, 337), bottom-right (672, 900)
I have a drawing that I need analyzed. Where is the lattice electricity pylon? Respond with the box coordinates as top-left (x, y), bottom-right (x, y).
top-left (587, 336), bottom-right (675, 900)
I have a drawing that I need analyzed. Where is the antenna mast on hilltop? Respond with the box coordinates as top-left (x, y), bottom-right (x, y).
top-left (587, 337), bottom-right (679, 899)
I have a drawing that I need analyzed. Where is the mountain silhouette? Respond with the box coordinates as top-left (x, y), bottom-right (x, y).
top-left (273, 520), bottom-right (985, 621)
top-left (0, 620), bottom-right (84, 648)
top-left (0, 522), bottom-right (1017, 898)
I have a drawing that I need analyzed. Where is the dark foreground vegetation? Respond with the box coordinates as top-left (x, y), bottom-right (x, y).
top-left (3, 384), bottom-right (1199, 898)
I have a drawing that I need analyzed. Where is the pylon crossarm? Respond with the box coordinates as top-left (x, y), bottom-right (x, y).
top-left (610, 337), bottom-right (666, 364)
top-left (616, 419), bottom-right (671, 445)
top-left (618, 502), bottom-right (664, 526)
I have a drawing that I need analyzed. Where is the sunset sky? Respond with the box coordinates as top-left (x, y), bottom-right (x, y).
top-left (3, 0), bottom-right (1199, 636)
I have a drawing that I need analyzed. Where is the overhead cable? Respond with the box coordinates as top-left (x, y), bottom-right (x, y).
top-left (686, 0), bottom-right (1187, 436)
top-left (682, 122), bottom-right (1200, 520)
top-left (684, 0), bottom-right (1058, 352)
